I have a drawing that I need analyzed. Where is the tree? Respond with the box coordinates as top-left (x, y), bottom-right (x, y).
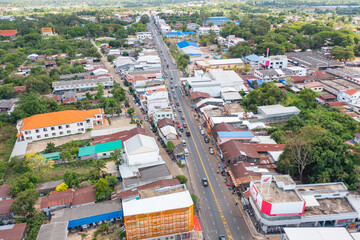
top-left (135, 119), bottom-right (143, 128)
top-left (9, 172), bottom-right (40, 196)
top-left (44, 142), bottom-right (57, 153)
top-left (90, 159), bottom-right (106, 179)
top-left (95, 83), bottom-right (104, 99)
top-left (10, 189), bottom-right (39, 216)
top-left (56, 183), bottom-right (69, 192)
top-left (63, 171), bottom-right (80, 188)
top-left (12, 92), bottom-right (49, 120)
top-left (331, 46), bottom-right (355, 61)
top-left (127, 107), bottom-right (135, 116)
top-left (106, 175), bottom-right (118, 188)
top-left (107, 54), bottom-right (116, 62)
top-left (140, 14), bottom-right (150, 24)
top-left (110, 148), bottom-right (124, 165)
top-left (85, 92), bottom-right (93, 100)
top-left (24, 153), bottom-right (54, 176)
top-left (94, 178), bottom-right (112, 201)
top-left (191, 194), bottom-right (198, 206)
top-left (166, 141), bottom-right (175, 152)
top-left (299, 88), bottom-right (318, 109)
top-left (60, 151), bottom-right (72, 162)
top-left (175, 175), bottom-right (188, 184)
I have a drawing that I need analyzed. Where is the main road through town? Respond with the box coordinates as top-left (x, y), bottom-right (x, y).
top-left (147, 21), bottom-right (254, 240)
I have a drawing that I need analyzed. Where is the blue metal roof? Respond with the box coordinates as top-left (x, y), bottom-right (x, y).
top-left (176, 41), bottom-right (199, 49)
top-left (165, 31), bottom-right (195, 36)
top-left (217, 131), bottom-right (254, 138)
top-left (68, 210), bottom-right (123, 228)
top-left (245, 54), bottom-right (259, 62)
top-left (208, 17), bottom-right (229, 20)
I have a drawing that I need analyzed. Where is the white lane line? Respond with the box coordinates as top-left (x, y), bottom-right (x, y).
top-left (234, 217), bottom-right (236, 222)
top-left (227, 203), bottom-right (229, 207)
top-left (242, 236), bottom-right (244, 239)
top-left (237, 227), bottom-right (240, 230)
top-left (213, 221), bottom-right (215, 226)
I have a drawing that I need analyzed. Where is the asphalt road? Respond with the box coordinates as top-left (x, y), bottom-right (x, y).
top-left (148, 22), bottom-right (254, 240)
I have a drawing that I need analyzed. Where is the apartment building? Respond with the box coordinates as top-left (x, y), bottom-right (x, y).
top-left (258, 55), bottom-right (288, 69)
top-left (16, 109), bottom-right (104, 142)
top-left (136, 32), bottom-right (152, 40)
top-left (123, 185), bottom-right (197, 240)
top-left (197, 25), bottom-right (220, 35)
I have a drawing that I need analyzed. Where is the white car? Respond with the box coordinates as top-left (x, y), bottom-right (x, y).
top-left (184, 148), bottom-right (189, 156)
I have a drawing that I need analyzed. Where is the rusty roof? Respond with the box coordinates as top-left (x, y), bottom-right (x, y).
top-left (40, 189), bottom-right (73, 209)
top-left (229, 162), bottom-right (263, 187)
top-left (92, 127), bottom-right (146, 145)
top-left (211, 122), bottom-right (245, 139)
top-left (0, 199), bottom-right (14, 215)
top-left (190, 91), bottom-right (211, 100)
top-left (0, 223), bottom-right (26, 240)
top-left (157, 118), bottom-right (174, 129)
top-left (72, 186), bottom-right (95, 206)
top-left (0, 185), bottom-right (11, 199)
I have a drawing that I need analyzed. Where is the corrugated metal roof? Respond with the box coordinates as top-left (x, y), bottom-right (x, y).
top-left (42, 152), bottom-right (60, 160)
top-left (218, 131), bottom-right (254, 138)
top-left (176, 40), bottom-right (199, 49)
top-left (78, 140), bottom-right (122, 157)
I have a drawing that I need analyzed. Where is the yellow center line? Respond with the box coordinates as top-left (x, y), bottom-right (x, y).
top-left (149, 23), bottom-right (234, 240)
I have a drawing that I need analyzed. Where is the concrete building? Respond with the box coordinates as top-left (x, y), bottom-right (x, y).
top-left (197, 25), bottom-right (220, 35)
top-left (0, 98), bottom-right (17, 114)
top-left (136, 32), bottom-right (152, 40)
top-left (286, 66), bottom-right (307, 76)
top-left (205, 17), bottom-right (229, 26)
top-left (52, 77), bottom-right (114, 93)
top-left (123, 185), bottom-right (196, 240)
top-left (176, 41), bottom-right (201, 56)
top-left (337, 89), bottom-right (360, 105)
top-left (248, 175), bottom-right (359, 233)
top-left (16, 109), bottom-right (104, 142)
top-left (153, 106), bottom-right (174, 123)
top-left (144, 89), bottom-right (170, 116)
top-left (184, 69), bottom-right (248, 97)
top-left (114, 57), bottom-right (134, 73)
top-left (36, 222), bottom-right (68, 240)
top-left (259, 55), bottom-right (288, 69)
top-left (257, 104), bottom-right (301, 122)
top-left (283, 227), bottom-right (354, 240)
top-left (194, 59), bottom-right (244, 72)
top-left (41, 28), bottom-right (54, 36)
top-left (302, 82), bottom-right (324, 92)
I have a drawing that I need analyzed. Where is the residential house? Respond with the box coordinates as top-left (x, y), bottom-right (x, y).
top-left (40, 186), bottom-right (96, 215)
top-left (153, 106), bottom-right (173, 123)
top-left (92, 127), bottom-right (146, 145)
top-left (41, 28), bottom-right (54, 36)
top-left (190, 91), bottom-right (212, 102)
top-left (302, 82), bottom-right (323, 92)
top-left (0, 223), bottom-right (26, 240)
top-left (228, 161), bottom-right (270, 189)
top-left (78, 140), bottom-right (122, 161)
top-left (197, 25), bottom-right (220, 35)
top-left (0, 199), bottom-right (14, 224)
top-left (36, 180), bottom-right (64, 196)
top-left (337, 89), bottom-right (360, 105)
top-left (286, 66), bottom-right (307, 76)
top-left (27, 54), bottom-right (39, 61)
top-left (0, 30), bottom-right (17, 38)
top-left (0, 99), bottom-right (17, 114)
top-left (144, 89), bottom-right (169, 116)
top-left (0, 185), bottom-right (11, 201)
top-left (258, 55), bottom-right (288, 69)
top-left (244, 54), bottom-right (259, 67)
top-left (158, 125), bottom-right (178, 145)
top-left (136, 32), bottom-right (152, 40)
top-left (316, 93), bottom-right (337, 105)
top-left (44, 60), bottom-right (56, 68)
top-left (16, 109), bottom-right (104, 142)
top-left (194, 59), bottom-right (244, 72)
top-left (254, 69), bottom-right (285, 82)
top-left (13, 86), bottom-right (26, 95)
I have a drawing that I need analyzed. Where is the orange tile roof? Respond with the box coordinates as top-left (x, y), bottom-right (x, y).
top-left (20, 109), bottom-right (103, 131)
top-left (0, 30), bottom-right (17, 36)
top-left (156, 88), bottom-right (167, 91)
top-left (344, 89), bottom-right (359, 96)
top-left (41, 28), bottom-right (52, 33)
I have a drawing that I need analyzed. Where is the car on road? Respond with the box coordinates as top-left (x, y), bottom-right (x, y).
top-left (178, 107), bottom-right (182, 112)
top-left (172, 89), bottom-right (175, 92)
top-left (182, 140), bottom-right (186, 146)
top-left (175, 85), bottom-right (177, 88)
top-left (201, 178), bottom-right (208, 187)
top-left (219, 235), bottom-right (226, 240)
top-left (176, 102), bottom-right (179, 106)
top-left (186, 130), bottom-right (191, 137)
top-left (209, 147), bottom-right (214, 155)
top-left (204, 135), bottom-right (209, 143)
top-left (181, 115), bottom-right (185, 120)
top-left (200, 129), bottom-right (205, 135)
top-left (179, 127), bottom-right (184, 132)
top-left (183, 122), bottom-right (187, 128)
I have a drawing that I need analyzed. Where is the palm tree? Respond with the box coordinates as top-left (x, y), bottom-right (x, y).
top-left (91, 159), bottom-right (106, 179)
top-left (135, 119), bottom-right (143, 128)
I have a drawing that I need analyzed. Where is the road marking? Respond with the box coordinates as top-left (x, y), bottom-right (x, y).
top-left (238, 227), bottom-right (240, 230)
top-left (149, 23), bottom-right (234, 240)
top-left (242, 236), bottom-right (244, 239)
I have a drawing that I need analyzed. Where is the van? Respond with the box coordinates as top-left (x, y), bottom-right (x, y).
top-left (184, 148), bottom-right (189, 156)
top-left (200, 129), bottom-right (205, 135)
top-left (182, 140), bottom-right (186, 146)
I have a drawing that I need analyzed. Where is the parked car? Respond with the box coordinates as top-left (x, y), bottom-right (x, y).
top-left (209, 147), bottom-right (214, 155)
top-left (201, 178), bottom-right (208, 187)
top-left (180, 127), bottom-right (184, 132)
top-left (176, 102), bottom-right (180, 106)
top-left (204, 136), bottom-right (209, 143)
top-left (183, 122), bottom-right (187, 128)
top-left (184, 148), bottom-right (189, 156)
top-left (200, 129), bottom-right (205, 135)
top-left (219, 236), bottom-right (226, 240)
top-left (182, 140), bottom-right (186, 146)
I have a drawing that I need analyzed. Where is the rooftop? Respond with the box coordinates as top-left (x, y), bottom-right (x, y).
top-left (157, 118), bottom-right (174, 129)
top-left (19, 109), bottom-right (103, 131)
top-left (78, 140), bottom-right (122, 157)
top-left (254, 182), bottom-right (302, 203)
top-left (229, 162), bottom-right (268, 187)
top-left (0, 184), bottom-right (11, 199)
top-left (124, 134), bottom-right (158, 155)
top-left (36, 222), bottom-right (68, 240)
top-left (0, 199), bottom-right (14, 215)
top-left (284, 227), bottom-right (354, 240)
top-left (92, 128), bottom-right (146, 145)
top-left (36, 180), bottom-right (64, 192)
top-left (176, 41), bottom-right (199, 49)
top-left (303, 198), bottom-right (356, 217)
top-left (123, 190), bottom-right (193, 216)
top-left (257, 104), bottom-right (301, 117)
top-left (0, 223), bottom-right (26, 240)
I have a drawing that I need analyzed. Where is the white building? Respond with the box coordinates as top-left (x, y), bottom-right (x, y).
top-left (153, 106), bottom-right (174, 123)
top-left (108, 49), bottom-right (121, 55)
top-left (123, 134), bottom-right (160, 166)
top-left (286, 66), bottom-right (307, 76)
top-left (337, 89), bottom-right (360, 105)
top-left (176, 41), bottom-right (201, 56)
top-left (183, 69), bottom-right (248, 97)
top-left (27, 54), bottom-right (38, 61)
top-left (16, 109), bottom-right (104, 142)
top-left (52, 77), bottom-right (114, 93)
top-left (227, 35), bottom-right (246, 47)
top-left (197, 25), bottom-right (220, 35)
top-left (257, 104), bottom-right (301, 122)
top-left (145, 90), bottom-right (170, 116)
top-left (158, 125), bottom-right (178, 144)
top-left (258, 55), bottom-right (288, 69)
top-left (254, 69), bottom-right (285, 82)
top-left (93, 68), bottom-right (109, 75)
top-left (114, 57), bottom-right (135, 73)
top-left (136, 32), bottom-right (152, 40)
top-left (248, 175), bottom-right (359, 232)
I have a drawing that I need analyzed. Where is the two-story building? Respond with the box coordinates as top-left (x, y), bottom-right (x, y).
top-left (337, 89), bottom-right (360, 105)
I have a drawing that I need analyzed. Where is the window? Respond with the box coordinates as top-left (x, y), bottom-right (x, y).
top-left (86, 120), bottom-right (90, 123)
top-left (77, 123), bottom-right (83, 126)
top-left (67, 130), bottom-right (71, 134)
top-left (66, 125), bottom-right (70, 128)
top-left (37, 135), bottom-right (41, 139)
top-left (36, 130), bottom-right (39, 133)
top-left (103, 153), bottom-right (106, 156)
top-left (45, 134), bottom-right (48, 137)
top-left (58, 126), bottom-right (62, 129)
top-left (51, 127), bottom-right (55, 130)
top-left (59, 132), bottom-right (63, 135)
top-left (43, 128), bottom-right (47, 132)
top-left (52, 133), bottom-right (56, 136)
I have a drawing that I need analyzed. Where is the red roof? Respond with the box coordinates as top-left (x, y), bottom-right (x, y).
top-left (51, 95), bottom-right (62, 101)
top-left (325, 102), bottom-right (347, 107)
top-left (0, 30), bottom-right (17, 36)
top-left (44, 60), bottom-right (56, 66)
top-left (92, 127), bottom-right (147, 145)
top-left (0, 223), bottom-right (26, 240)
top-left (347, 112), bottom-right (358, 118)
top-left (62, 97), bottom-right (78, 104)
top-left (72, 186), bottom-right (95, 206)
top-left (157, 118), bottom-right (174, 129)
top-left (229, 162), bottom-right (263, 187)
top-left (190, 91), bottom-right (211, 100)
top-left (354, 134), bottom-right (360, 138)
top-left (13, 86), bottom-right (26, 94)
top-left (211, 122), bottom-right (245, 139)
top-left (344, 89), bottom-right (359, 96)
top-left (319, 93), bottom-right (336, 100)
top-left (0, 199), bottom-right (14, 215)
top-left (0, 185), bottom-right (11, 199)
top-left (84, 74), bottom-right (110, 79)
top-left (133, 75), bottom-right (148, 81)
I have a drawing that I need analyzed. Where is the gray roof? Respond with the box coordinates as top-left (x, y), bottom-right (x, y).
top-left (63, 91), bottom-right (76, 98)
top-left (221, 91), bottom-right (242, 101)
top-left (53, 77), bottom-right (113, 88)
top-left (128, 68), bottom-right (162, 75)
top-left (0, 98), bottom-right (17, 109)
top-left (36, 222), bottom-right (68, 240)
top-left (36, 180), bottom-right (64, 193)
top-left (59, 72), bottom-right (90, 80)
top-left (257, 104), bottom-right (300, 117)
top-left (51, 200), bottom-right (122, 223)
top-left (124, 164), bottom-right (172, 187)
